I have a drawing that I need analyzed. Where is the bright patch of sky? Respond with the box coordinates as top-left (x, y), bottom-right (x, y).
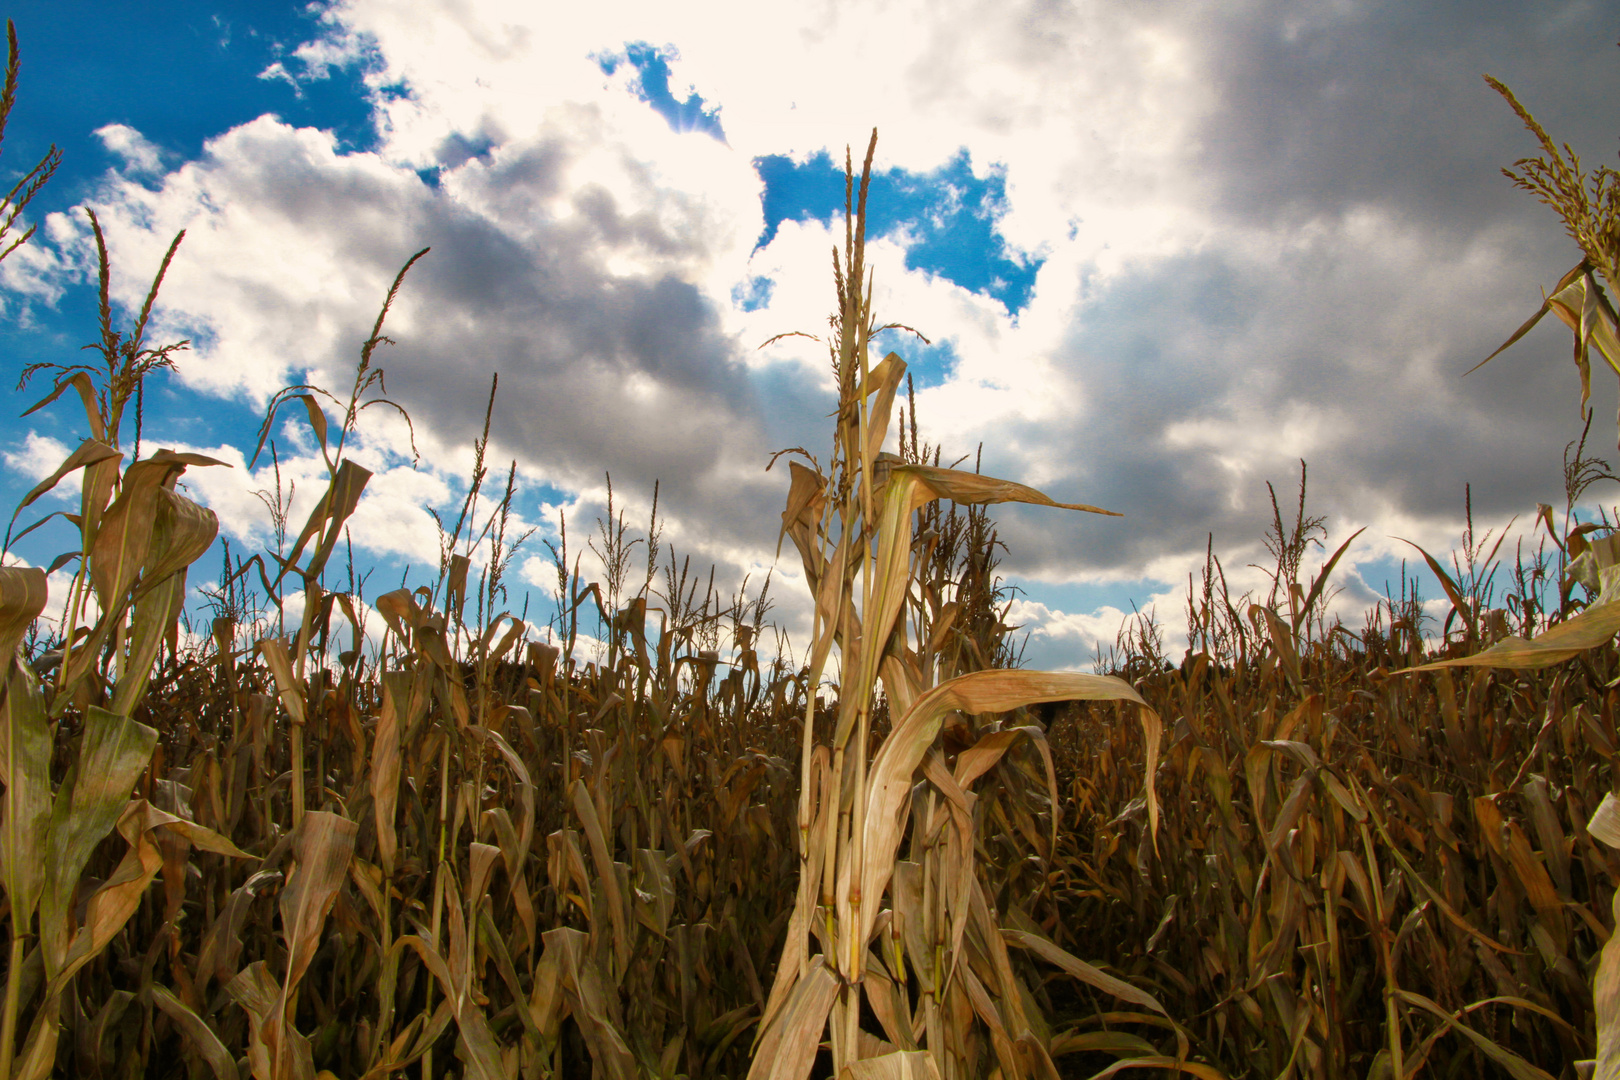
top-left (595, 43), bottom-right (727, 143)
top-left (753, 150), bottom-right (1041, 316)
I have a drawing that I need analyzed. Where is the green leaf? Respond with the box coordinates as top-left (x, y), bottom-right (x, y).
top-left (39, 707), bottom-right (157, 979)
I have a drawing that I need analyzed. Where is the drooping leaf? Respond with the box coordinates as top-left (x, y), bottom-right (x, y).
top-left (0, 657), bottom-right (51, 929)
top-left (148, 983), bottom-right (237, 1080)
top-left (227, 961), bottom-right (314, 1080)
top-left (745, 955), bottom-right (840, 1080)
top-left (278, 811), bottom-right (357, 996)
top-left (39, 707), bottom-right (157, 979)
top-left (854, 669), bottom-right (1160, 961)
top-left (0, 564), bottom-right (46, 664)
top-left (1395, 598), bottom-right (1620, 672)
top-left (10, 438), bottom-right (119, 514)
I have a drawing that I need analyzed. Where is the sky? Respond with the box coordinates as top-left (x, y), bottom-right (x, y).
top-left (1, 0), bottom-right (1617, 673)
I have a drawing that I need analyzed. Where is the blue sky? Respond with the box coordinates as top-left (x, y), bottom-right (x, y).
top-left (1, 0), bottom-right (1617, 670)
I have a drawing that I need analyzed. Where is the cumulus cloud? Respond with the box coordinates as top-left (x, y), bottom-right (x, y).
top-left (2, 431), bottom-right (72, 487)
top-left (94, 123), bottom-right (168, 176)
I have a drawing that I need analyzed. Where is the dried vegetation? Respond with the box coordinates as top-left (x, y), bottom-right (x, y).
top-left (0, 25), bottom-right (1619, 1080)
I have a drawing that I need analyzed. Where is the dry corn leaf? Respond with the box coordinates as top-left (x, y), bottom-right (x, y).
top-left (52, 795), bottom-right (251, 992)
top-left (836, 464), bottom-right (1119, 751)
top-left (1, 650), bottom-right (50, 933)
top-left (1249, 605), bottom-right (1303, 692)
top-left (149, 982), bottom-right (237, 1080)
top-left (132, 460), bottom-right (222, 593)
top-left (10, 437), bottom-right (119, 518)
top-left (1547, 269), bottom-right (1620, 424)
top-left (953, 724), bottom-right (1062, 852)
top-left (777, 460), bottom-right (825, 564)
top-left (1502, 821), bottom-right (1567, 952)
top-left (543, 927), bottom-right (638, 1080)
top-left (228, 961), bottom-right (315, 1080)
top-left (570, 778), bottom-right (631, 975)
top-left (473, 725), bottom-right (534, 855)
top-left (397, 868), bottom-right (507, 1080)
top-left (250, 392), bottom-right (330, 471)
top-left (0, 564), bottom-right (48, 663)
top-left (39, 707), bottom-right (157, 979)
top-left (277, 458), bottom-right (372, 587)
top-left (888, 461), bottom-right (1121, 518)
top-left (256, 637), bottom-right (306, 727)
top-left (278, 811), bottom-right (357, 999)
top-left (1585, 792), bottom-right (1620, 1080)
top-left (48, 799), bottom-right (186, 997)
top-left (970, 878), bottom-right (1049, 1070)
top-left (196, 869), bottom-right (282, 995)
top-left (374, 587), bottom-right (428, 642)
top-left (1591, 791), bottom-right (1620, 848)
top-left (1394, 990), bottom-right (1556, 1080)
top-left (1001, 930), bottom-right (1169, 1017)
top-left (746, 954), bottom-right (840, 1080)
top-left (9, 1003), bottom-right (57, 1080)
top-left (1079, 1056), bottom-right (1227, 1079)
top-left (1049, 1029), bottom-right (1160, 1057)
top-left (373, 671), bottom-right (411, 876)
top-left (75, 448), bottom-right (122, 564)
top-left (836, 1049), bottom-right (944, 1079)
top-left (447, 552), bottom-right (470, 622)
top-left (858, 670), bottom-right (1160, 952)
top-left (1596, 888), bottom-right (1620, 1080)
top-left (956, 960), bottom-right (1020, 1077)
top-left (89, 452), bottom-right (222, 608)
top-left (109, 570), bottom-right (186, 716)
top-left (1395, 596), bottom-right (1620, 672)
top-left (388, 932), bottom-right (502, 1080)
top-left (861, 354), bottom-right (908, 467)
top-left (22, 370), bottom-right (106, 442)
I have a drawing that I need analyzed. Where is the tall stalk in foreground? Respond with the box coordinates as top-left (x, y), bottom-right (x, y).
top-left (748, 132), bottom-right (1191, 1080)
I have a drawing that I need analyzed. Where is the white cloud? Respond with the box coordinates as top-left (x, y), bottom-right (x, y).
top-left (2, 431), bottom-right (71, 486)
top-left (94, 123), bottom-right (168, 176)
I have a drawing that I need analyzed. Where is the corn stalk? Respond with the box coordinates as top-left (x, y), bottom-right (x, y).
top-left (748, 131), bottom-right (1185, 1080)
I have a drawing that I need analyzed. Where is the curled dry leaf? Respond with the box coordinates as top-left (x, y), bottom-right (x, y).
top-left (855, 669), bottom-right (1161, 956)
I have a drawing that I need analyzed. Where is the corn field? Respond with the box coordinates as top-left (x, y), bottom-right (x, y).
top-left (2, 20), bottom-right (1620, 1079)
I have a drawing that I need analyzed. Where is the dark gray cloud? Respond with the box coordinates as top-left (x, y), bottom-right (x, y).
top-left (361, 140), bottom-right (802, 553)
top-left (1195, 1), bottom-right (1620, 237)
top-left (989, 221), bottom-right (1601, 583)
top-left (958, 1), bottom-right (1620, 607)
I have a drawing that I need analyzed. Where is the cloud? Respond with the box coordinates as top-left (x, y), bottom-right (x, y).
top-left (2, 431), bottom-right (72, 487)
top-left (14, 0), bottom-right (1617, 670)
top-left (94, 123), bottom-right (168, 176)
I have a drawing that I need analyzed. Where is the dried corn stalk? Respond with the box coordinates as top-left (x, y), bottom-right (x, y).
top-left (749, 131), bottom-right (1184, 1080)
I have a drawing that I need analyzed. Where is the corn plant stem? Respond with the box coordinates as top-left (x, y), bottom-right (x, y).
top-left (51, 558), bottom-right (92, 706)
top-left (289, 580), bottom-right (321, 830)
top-left (289, 723), bottom-right (305, 830)
top-left (0, 931), bottom-right (24, 1080)
top-left (796, 595), bottom-right (826, 980)
top-left (839, 327), bottom-right (879, 1068)
top-left (1360, 823), bottom-right (1404, 1078)
top-left (1323, 868), bottom-right (1343, 1079)
top-left (563, 569), bottom-right (578, 790)
top-left (218, 634), bottom-right (241, 887)
top-left (372, 883), bottom-right (397, 1069)
top-left (822, 483), bottom-right (851, 1059)
top-left (921, 798), bottom-right (942, 1064)
top-left (424, 710), bottom-right (452, 1080)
